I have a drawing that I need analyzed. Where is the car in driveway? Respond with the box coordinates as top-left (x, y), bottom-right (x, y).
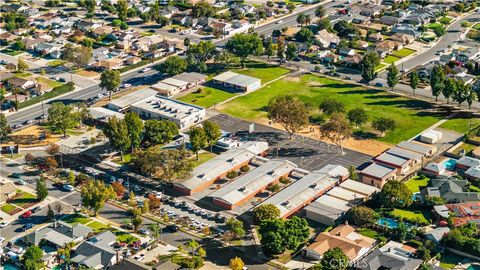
top-left (15, 179), bottom-right (26, 185)
top-left (63, 185), bottom-right (75, 191)
top-left (0, 221), bottom-right (10, 228)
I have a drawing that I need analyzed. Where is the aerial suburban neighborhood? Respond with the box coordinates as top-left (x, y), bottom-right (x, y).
top-left (1, 0), bottom-right (480, 269)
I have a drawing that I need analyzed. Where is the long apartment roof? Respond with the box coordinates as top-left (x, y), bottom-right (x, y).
top-left (210, 159), bottom-right (297, 206)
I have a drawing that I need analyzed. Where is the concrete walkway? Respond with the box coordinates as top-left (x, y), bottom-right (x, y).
top-left (408, 112), bottom-right (458, 141)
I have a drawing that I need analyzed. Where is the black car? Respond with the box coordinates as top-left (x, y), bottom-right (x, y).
top-left (165, 225), bottom-right (179, 232)
top-left (31, 206), bottom-right (41, 213)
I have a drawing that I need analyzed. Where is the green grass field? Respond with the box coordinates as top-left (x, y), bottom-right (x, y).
top-left (1, 203), bottom-right (18, 214)
top-left (14, 72), bottom-right (32, 78)
top-left (62, 214), bottom-right (92, 225)
top-left (474, 23), bottom-right (480, 30)
top-left (439, 114), bottom-right (480, 134)
top-left (356, 228), bottom-right (383, 240)
top-left (219, 75), bottom-right (444, 144)
top-left (1, 49), bottom-right (23, 56)
top-left (36, 77), bottom-right (63, 88)
top-left (193, 152), bottom-right (217, 167)
top-left (47, 60), bottom-right (65, 67)
top-left (233, 62), bottom-right (289, 84)
top-left (453, 142), bottom-right (478, 156)
top-left (11, 191), bottom-right (37, 207)
top-left (178, 86), bottom-right (236, 108)
top-left (383, 55), bottom-right (401, 64)
top-left (115, 231), bottom-right (139, 244)
top-left (389, 208), bottom-right (431, 224)
top-left (392, 48), bottom-right (416, 58)
top-left (405, 176), bottom-right (430, 193)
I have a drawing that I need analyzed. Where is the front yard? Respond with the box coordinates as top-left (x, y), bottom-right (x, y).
top-left (11, 190), bottom-right (37, 207)
top-left (383, 55), bottom-right (401, 64)
top-left (405, 175), bottom-right (430, 193)
top-left (36, 77), bottom-right (64, 88)
top-left (392, 48), bottom-right (416, 58)
top-left (1, 203), bottom-right (20, 215)
top-left (62, 213), bottom-right (93, 225)
top-left (218, 74), bottom-right (446, 144)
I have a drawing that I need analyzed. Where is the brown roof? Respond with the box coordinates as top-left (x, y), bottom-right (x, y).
top-left (8, 77), bottom-right (31, 87)
top-left (306, 224), bottom-right (376, 260)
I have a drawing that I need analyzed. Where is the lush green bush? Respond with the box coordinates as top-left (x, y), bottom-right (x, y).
top-left (240, 165), bottom-right (250, 173)
top-left (226, 171), bottom-right (238, 179)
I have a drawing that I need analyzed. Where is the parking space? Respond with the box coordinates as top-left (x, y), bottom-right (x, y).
top-left (209, 114), bottom-right (373, 170)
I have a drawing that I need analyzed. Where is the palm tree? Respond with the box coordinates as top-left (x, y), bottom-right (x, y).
top-left (296, 13), bottom-right (305, 26)
top-left (304, 14), bottom-right (312, 26)
top-left (315, 6), bottom-right (326, 18)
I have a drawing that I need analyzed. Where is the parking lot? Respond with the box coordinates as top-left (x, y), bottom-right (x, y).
top-left (209, 114), bottom-right (373, 170)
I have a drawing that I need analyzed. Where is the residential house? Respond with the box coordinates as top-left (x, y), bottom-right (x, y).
top-left (171, 14), bottom-right (193, 27)
top-left (397, 140), bottom-right (436, 157)
top-left (455, 49), bottom-right (480, 64)
top-left (376, 40), bottom-right (403, 54)
top-left (92, 26), bottom-right (114, 38)
top-left (90, 58), bottom-right (124, 70)
top-left (456, 156), bottom-right (480, 172)
top-left (315, 29), bottom-right (340, 49)
top-left (35, 42), bottom-right (62, 56)
top-left (0, 33), bottom-right (19, 44)
top-left (424, 177), bottom-right (480, 203)
top-left (0, 182), bottom-right (17, 204)
top-left (380, 15), bottom-right (400, 26)
top-left (358, 241), bottom-right (423, 270)
top-left (31, 83), bottom-right (53, 96)
top-left (13, 28), bottom-right (29, 36)
top-left (343, 54), bottom-right (362, 67)
top-left (368, 33), bottom-right (383, 42)
top-left (209, 21), bottom-right (232, 35)
top-left (232, 19), bottom-right (250, 29)
top-left (435, 202), bottom-right (480, 227)
top-left (392, 24), bottom-right (421, 38)
top-left (422, 162), bottom-right (446, 178)
top-left (124, 56), bottom-right (142, 65)
top-left (305, 223), bottom-right (376, 261)
top-left (22, 221), bottom-right (92, 247)
top-left (389, 33), bottom-right (415, 45)
top-left (355, 3), bottom-right (383, 17)
top-left (76, 20), bottom-right (103, 32)
top-left (7, 77), bottom-right (36, 90)
top-left (339, 48), bottom-right (355, 57)
top-left (71, 230), bottom-right (120, 269)
top-left (21, 38), bottom-right (45, 50)
top-left (424, 227), bottom-right (450, 244)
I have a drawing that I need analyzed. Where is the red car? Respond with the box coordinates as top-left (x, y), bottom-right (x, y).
top-left (21, 210), bottom-right (32, 218)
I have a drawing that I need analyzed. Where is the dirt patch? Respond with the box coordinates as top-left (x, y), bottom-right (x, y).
top-left (76, 70), bottom-right (99, 78)
top-left (2, 125), bottom-right (60, 147)
top-left (283, 76), bottom-right (301, 83)
top-left (250, 117), bottom-right (391, 156)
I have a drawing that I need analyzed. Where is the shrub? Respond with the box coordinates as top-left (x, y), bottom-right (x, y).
top-left (226, 171), bottom-right (238, 179)
top-left (279, 176), bottom-right (291, 185)
top-left (240, 165), bottom-right (250, 173)
top-left (266, 183), bottom-right (280, 193)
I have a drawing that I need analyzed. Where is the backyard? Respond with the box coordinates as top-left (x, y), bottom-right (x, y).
top-left (218, 74), bottom-right (450, 144)
top-left (405, 175), bottom-right (430, 193)
top-left (387, 208), bottom-right (432, 224)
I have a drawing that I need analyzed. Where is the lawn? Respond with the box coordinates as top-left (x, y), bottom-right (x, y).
top-left (426, 22), bottom-right (443, 29)
top-left (115, 231), bottom-right (139, 244)
top-left (177, 86), bottom-right (236, 108)
top-left (375, 63), bottom-right (387, 72)
top-left (452, 142), bottom-right (478, 156)
top-left (36, 77), bottom-right (63, 88)
top-left (405, 175), bottom-right (430, 193)
top-left (392, 48), bottom-right (416, 58)
top-left (219, 75), bottom-right (444, 144)
top-left (383, 55), bottom-right (401, 64)
top-left (18, 83), bottom-right (74, 109)
top-left (1, 49), bottom-right (23, 56)
top-left (192, 152), bottom-right (217, 167)
top-left (87, 221), bottom-right (109, 232)
top-left (440, 251), bottom-right (466, 269)
top-left (1, 203), bottom-right (18, 214)
top-left (11, 191), bottom-right (37, 207)
top-left (14, 72), bottom-right (33, 78)
top-left (389, 208), bottom-right (431, 224)
top-left (113, 153), bottom-right (133, 165)
top-left (474, 23), bottom-right (480, 30)
top-left (439, 114), bottom-right (480, 134)
top-left (356, 228), bottom-right (383, 240)
top-left (62, 214), bottom-right (92, 225)
top-left (233, 62), bottom-right (289, 84)
top-left (47, 59), bottom-right (65, 67)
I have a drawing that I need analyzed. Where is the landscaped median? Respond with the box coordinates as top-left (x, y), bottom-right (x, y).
top-left (17, 82), bottom-right (74, 110)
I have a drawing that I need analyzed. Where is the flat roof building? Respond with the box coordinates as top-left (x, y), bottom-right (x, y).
top-left (374, 152), bottom-right (411, 174)
top-left (107, 88), bottom-right (158, 112)
top-left (172, 72), bottom-right (207, 88)
top-left (397, 140), bottom-right (436, 157)
top-left (88, 107), bottom-right (125, 125)
top-left (162, 77), bottom-right (189, 90)
top-left (130, 96), bottom-right (205, 130)
top-left (386, 146), bottom-right (423, 164)
top-left (210, 159), bottom-right (297, 210)
top-left (150, 82), bottom-right (179, 97)
top-left (339, 179), bottom-right (380, 197)
top-left (360, 163), bottom-right (397, 188)
top-left (173, 141), bottom-right (269, 195)
top-left (257, 165), bottom-right (349, 218)
top-left (305, 195), bottom-right (351, 225)
top-left (212, 71), bottom-right (261, 92)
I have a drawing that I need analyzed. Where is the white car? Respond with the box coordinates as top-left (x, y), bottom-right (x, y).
top-left (276, 20), bottom-right (283, 24)
top-left (0, 237), bottom-right (4, 244)
top-left (142, 67), bottom-right (152, 73)
top-left (121, 83), bottom-right (132, 89)
top-left (63, 185), bottom-right (74, 191)
top-left (0, 221), bottom-right (10, 228)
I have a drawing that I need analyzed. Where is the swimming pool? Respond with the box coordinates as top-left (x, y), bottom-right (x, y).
top-left (3, 263), bottom-right (21, 270)
top-left (377, 217), bottom-right (414, 229)
top-left (441, 158), bottom-right (457, 171)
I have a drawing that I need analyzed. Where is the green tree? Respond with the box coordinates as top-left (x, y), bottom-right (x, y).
top-left (226, 218), bottom-right (246, 239)
top-left (253, 204), bottom-right (280, 224)
top-left (82, 37), bottom-right (94, 48)
top-left (276, 36), bottom-right (285, 61)
top-left (229, 257), bottom-right (245, 270)
top-left (187, 41), bottom-right (217, 72)
top-left (345, 206), bottom-right (379, 227)
top-left (286, 43), bottom-right (298, 63)
top-left (387, 63), bottom-right (399, 91)
top-left (103, 117), bottom-right (131, 161)
top-left (143, 119), bottom-right (178, 146)
top-left (17, 58), bottom-right (28, 71)
top-left (160, 55), bottom-right (188, 76)
top-left (372, 117), bottom-right (396, 136)
top-left (466, 85), bottom-right (477, 109)
top-left (319, 98), bottom-right (345, 116)
top-left (0, 113), bottom-right (11, 143)
top-left (333, 20), bottom-right (357, 38)
top-left (115, 0), bottom-right (128, 21)
top-left (202, 121), bottom-right (221, 152)
top-left (452, 81), bottom-right (468, 106)
top-left (226, 33), bottom-right (263, 68)
top-left (36, 177), bottom-right (48, 201)
top-left (317, 18), bottom-right (331, 30)
top-left (295, 27), bottom-right (314, 43)
top-left (287, 3), bottom-right (295, 12)
top-left (347, 108), bottom-right (368, 127)
top-left (268, 95), bottom-right (309, 139)
top-left (259, 216), bottom-right (309, 255)
top-left (379, 180), bottom-right (413, 208)
top-left (47, 103), bottom-right (79, 137)
top-left (192, 1), bottom-right (214, 17)
top-left (132, 147), bottom-right (194, 182)
top-left (81, 179), bottom-right (116, 216)
top-left (99, 69), bottom-right (121, 100)
top-left (320, 113), bottom-right (352, 155)
top-left (360, 52), bottom-right (380, 82)
top-left (409, 71), bottom-right (419, 96)
top-left (124, 111), bottom-right (144, 151)
top-left (430, 65), bottom-right (445, 101)
top-left (442, 78), bottom-right (456, 104)
top-left (131, 207), bottom-right (143, 232)
top-left (188, 126), bottom-right (207, 160)
top-left (23, 245), bottom-right (44, 270)
top-left (314, 247), bottom-right (349, 270)
top-left (315, 6), bottom-right (326, 18)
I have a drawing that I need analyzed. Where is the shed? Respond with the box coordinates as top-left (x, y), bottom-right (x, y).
top-left (420, 130), bottom-right (442, 144)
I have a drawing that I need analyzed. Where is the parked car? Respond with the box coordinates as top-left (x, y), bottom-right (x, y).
top-left (21, 223), bottom-right (33, 231)
top-left (22, 211), bottom-right (32, 218)
top-left (121, 83), bottom-right (132, 89)
top-left (375, 82), bottom-right (384, 87)
top-left (9, 172), bottom-right (21, 178)
top-left (31, 206), bottom-right (41, 213)
top-left (165, 225), bottom-right (179, 232)
top-left (63, 185), bottom-right (74, 191)
top-left (0, 221), bottom-right (10, 228)
top-left (141, 67), bottom-right (152, 73)
top-left (0, 236), bottom-right (5, 243)
top-left (15, 179), bottom-right (26, 185)
top-left (138, 228), bottom-right (149, 235)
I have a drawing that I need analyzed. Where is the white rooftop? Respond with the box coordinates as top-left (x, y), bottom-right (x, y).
top-left (213, 71), bottom-right (261, 87)
top-left (210, 159), bottom-right (297, 206)
top-left (176, 141), bottom-right (269, 191)
top-left (151, 82), bottom-right (178, 91)
top-left (339, 179), bottom-right (379, 196)
top-left (327, 187), bottom-right (366, 202)
top-left (107, 88), bottom-right (157, 110)
top-left (162, 77), bottom-right (189, 88)
top-left (361, 163), bottom-right (396, 179)
top-left (131, 95), bottom-right (205, 121)
top-left (257, 165), bottom-right (348, 217)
